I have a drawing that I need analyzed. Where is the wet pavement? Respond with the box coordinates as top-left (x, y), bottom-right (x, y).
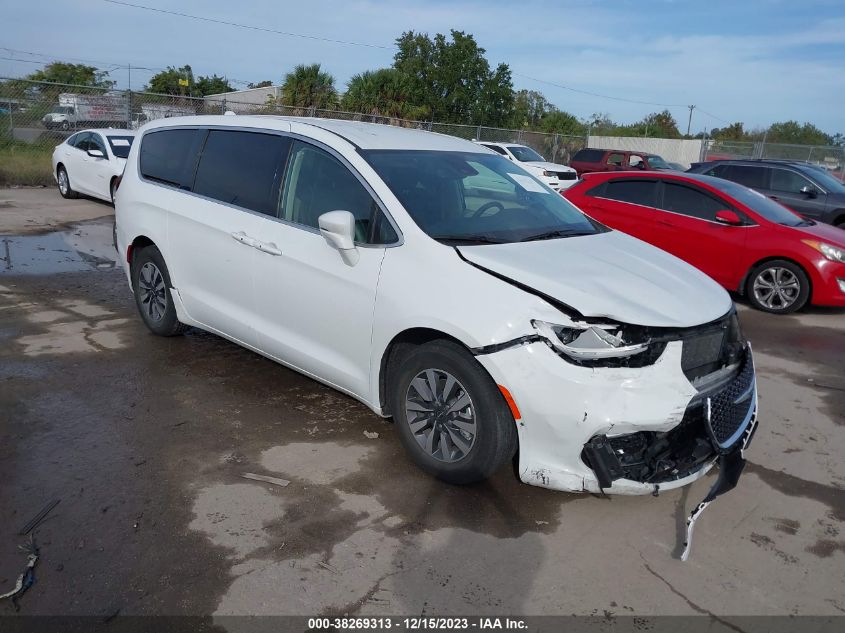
top-left (0, 212), bottom-right (843, 619)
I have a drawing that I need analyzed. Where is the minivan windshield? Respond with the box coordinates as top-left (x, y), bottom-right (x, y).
top-left (712, 178), bottom-right (806, 226)
top-left (362, 150), bottom-right (604, 243)
top-left (507, 145), bottom-right (545, 162)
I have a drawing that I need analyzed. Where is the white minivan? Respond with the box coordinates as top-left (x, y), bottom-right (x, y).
top-left (116, 116), bottom-right (758, 496)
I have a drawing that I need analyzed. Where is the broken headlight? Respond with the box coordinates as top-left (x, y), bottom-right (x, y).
top-left (532, 319), bottom-right (659, 365)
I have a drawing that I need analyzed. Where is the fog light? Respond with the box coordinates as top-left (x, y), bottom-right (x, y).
top-left (838, 278), bottom-right (845, 294)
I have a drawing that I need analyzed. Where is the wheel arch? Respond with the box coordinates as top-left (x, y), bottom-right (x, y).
top-left (739, 255), bottom-right (813, 298)
top-left (127, 234), bottom-right (156, 265)
top-left (377, 327), bottom-right (477, 416)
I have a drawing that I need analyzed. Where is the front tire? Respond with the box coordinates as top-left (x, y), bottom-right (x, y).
top-left (746, 259), bottom-right (809, 314)
top-left (388, 340), bottom-right (517, 484)
top-left (57, 166), bottom-right (78, 199)
top-left (131, 246), bottom-right (188, 336)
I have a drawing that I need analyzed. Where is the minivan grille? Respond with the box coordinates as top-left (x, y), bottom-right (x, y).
top-left (707, 351), bottom-right (755, 449)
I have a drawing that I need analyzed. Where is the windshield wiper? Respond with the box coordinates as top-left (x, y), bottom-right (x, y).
top-left (519, 229), bottom-right (592, 242)
top-left (430, 234), bottom-right (509, 245)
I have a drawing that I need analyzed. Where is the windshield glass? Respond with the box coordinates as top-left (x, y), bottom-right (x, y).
top-left (107, 135), bottom-right (134, 159)
top-left (507, 145), bottom-right (545, 162)
top-left (712, 179), bottom-right (806, 226)
top-left (646, 155), bottom-right (671, 169)
top-left (362, 150), bottom-right (604, 243)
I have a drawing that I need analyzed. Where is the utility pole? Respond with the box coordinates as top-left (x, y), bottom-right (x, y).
top-left (686, 105), bottom-right (696, 136)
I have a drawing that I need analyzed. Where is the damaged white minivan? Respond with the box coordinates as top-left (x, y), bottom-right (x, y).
top-left (116, 116), bottom-right (758, 500)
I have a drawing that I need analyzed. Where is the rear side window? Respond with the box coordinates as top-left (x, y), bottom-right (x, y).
top-left (139, 129), bottom-right (199, 188)
top-left (193, 130), bottom-right (290, 215)
top-left (661, 183), bottom-right (727, 220)
top-left (723, 165), bottom-right (767, 189)
top-left (572, 149), bottom-right (605, 162)
top-left (607, 153), bottom-right (624, 167)
top-left (602, 179), bottom-right (657, 206)
top-left (483, 144), bottom-right (508, 155)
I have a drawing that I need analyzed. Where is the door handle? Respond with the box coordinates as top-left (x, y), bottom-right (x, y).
top-left (230, 231), bottom-right (258, 247)
top-left (255, 241), bottom-right (282, 256)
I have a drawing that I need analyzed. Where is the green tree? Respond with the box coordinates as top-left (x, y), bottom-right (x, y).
top-left (145, 65), bottom-right (195, 95)
top-left (393, 30), bottom-right (514, 126)
top-left (194, 74), bottom-right (233, 96)
top-left (711, 122), bottom-right (745, 141)
top-left (248, 80), bottom-right (274, 89)
top-left (281, 63), bottom-right (338, 109)
top-left (539, 110), bottom-right (586, 136)
top-left (27, 62), bottom-right (114, 89)
top-left (510, 90), bottom-right (553, 129)
top-left (764, 121), bottom-right (832, 145)
top-left (342, 68), bottom-right (427, 119)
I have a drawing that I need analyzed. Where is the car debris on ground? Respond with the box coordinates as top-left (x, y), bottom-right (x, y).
top-left (0, 535), bottom-right (39, 611)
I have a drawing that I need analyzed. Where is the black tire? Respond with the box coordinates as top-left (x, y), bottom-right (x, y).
top-left (110, 178), bottom-right (117, 204)
top-left (56, 165), bottom-right (78, 199)
top-left (61, 120), bottom-right (69, 131)
top-left (130, 245), bottom-right (189, 336)
top-left (746, 259), bottom-right (810, 314)
top-left (388, 339), bottom-right (517, 484)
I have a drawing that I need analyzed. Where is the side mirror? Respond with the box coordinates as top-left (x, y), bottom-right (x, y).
top-left (800, 185), bottom-right (817, 198)
top-left (715, 210), bottom-right (742, 226)
top-left (318, 210), bottom-right (359, 266)
top-left (87, 149), bottom-right (105, 158)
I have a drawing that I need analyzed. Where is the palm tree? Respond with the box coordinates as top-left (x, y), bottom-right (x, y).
top-left (342, 68), bottom-right (428, 120)
top-left (281, 63), bottom-right (338, 110)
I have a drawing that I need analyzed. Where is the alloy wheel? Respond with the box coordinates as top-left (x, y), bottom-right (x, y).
top-left (58, 169), bottom-right (68, 195)
top-left (752, 266), bottom-right (800, 310)
top-left (404, 369), bottom-right (477, 463)
top-left (138, 262), bottom-right (167, 322)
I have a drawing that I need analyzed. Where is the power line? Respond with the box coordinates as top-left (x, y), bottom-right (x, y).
top-left (512, 72), bottom-right (688, 109)
top-left (0, 46), bottom-right (253, 86)
top-left (102, 0), bottom-right (393, 50)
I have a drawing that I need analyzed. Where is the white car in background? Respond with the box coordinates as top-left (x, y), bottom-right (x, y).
top-left (52, 128), bottom-right (135, 203)
top-left (475, 141), bottom-right (578, 190)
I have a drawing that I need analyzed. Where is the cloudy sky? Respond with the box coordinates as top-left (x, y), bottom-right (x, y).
top-left (3, 0), bottom-right (843, 134)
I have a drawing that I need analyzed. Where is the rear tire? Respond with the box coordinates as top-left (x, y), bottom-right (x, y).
top-left (130, 245), bottom-right (189, 336)
top-left (57, 166), bottom-right (78, 199)
top-left (388, 339), bottom-right (517, 484)
top-left (746, 259), bottom-right (809, 314)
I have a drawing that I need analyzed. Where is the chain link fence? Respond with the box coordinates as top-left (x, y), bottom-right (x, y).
top-left (2, 76), bottom-right (841, 186)
top-left (0, 77), bottom-right (591, 186)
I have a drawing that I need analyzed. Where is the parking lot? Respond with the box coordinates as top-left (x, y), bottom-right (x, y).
top-left (0, 189), bottom-right (843, 619)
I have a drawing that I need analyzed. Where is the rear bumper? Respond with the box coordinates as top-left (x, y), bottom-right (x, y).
top-left (475, 340), bottom-right (757, 495)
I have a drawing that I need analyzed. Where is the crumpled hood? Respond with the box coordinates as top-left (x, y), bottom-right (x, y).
top-left (523, 161), bottom-right (576, 173)
top-left (457, 231), bottom-right (732, 328)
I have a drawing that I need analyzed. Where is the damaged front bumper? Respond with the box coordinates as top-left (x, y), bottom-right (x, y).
top-left (475, 323), bottom-right (758, 495)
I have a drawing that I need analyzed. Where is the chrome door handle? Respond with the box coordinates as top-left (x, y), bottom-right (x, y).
top-left (255, 241), bottom-right (282, 256)
top-left (230, 231), bottom-right (257, 247)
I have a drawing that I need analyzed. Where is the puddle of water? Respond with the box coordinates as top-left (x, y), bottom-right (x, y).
top-left (1, 225), bottom-right (116, 275)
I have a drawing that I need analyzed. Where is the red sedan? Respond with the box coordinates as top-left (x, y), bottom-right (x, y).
top-left (563, 171), bottom-right (845, 313)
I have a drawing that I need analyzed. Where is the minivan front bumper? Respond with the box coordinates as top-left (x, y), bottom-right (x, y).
top-left (475, 338), bottom-right (757, 495)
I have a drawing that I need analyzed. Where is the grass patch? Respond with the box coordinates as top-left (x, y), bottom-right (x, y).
top-left (0, 145), bottom-right (54, 187)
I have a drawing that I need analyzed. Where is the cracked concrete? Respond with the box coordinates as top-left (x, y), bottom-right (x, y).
top-left (0, 205), bottom-right (842, 618)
